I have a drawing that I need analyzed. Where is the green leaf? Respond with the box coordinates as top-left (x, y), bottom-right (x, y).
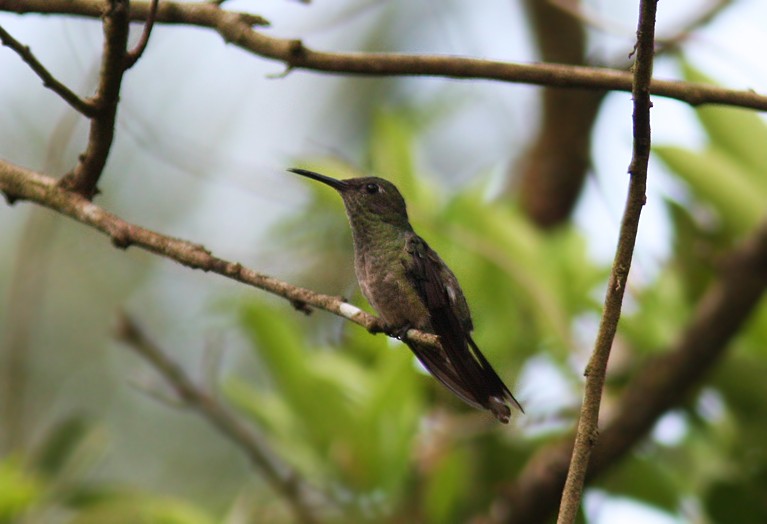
top-left (621, 268), bottom-right (689, 354)
top-left (368, 110), bottom-right (418, 191)
top-left (423, 447), bottom-right (471, 524)
top-left (67, 496), bottom-right (216, 524)
top-left (0, 458), bottom-right (40, 522)
top-left (235, 300), bottom-right (422, 501)
top-left (665, 199), bottom-right (724, 301)
top-left (654, 145), bottom-right (765, 234)
top-left (33, 416), bottom-right (91, 476)
top-left (706, 479), bottom-right (767, 524)
top-left (682, 62), bottom-right (767, 183)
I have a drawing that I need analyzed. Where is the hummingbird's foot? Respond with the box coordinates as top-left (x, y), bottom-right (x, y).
top-left (289, 299), bottom-right (312, 315)
top-left (386, 323), bottom-right (413, 341)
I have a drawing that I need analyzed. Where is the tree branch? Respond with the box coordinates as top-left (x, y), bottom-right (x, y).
top-left (0, 23), bottom-right (95, 116)
top-left (114, 311), bottom-right (321, 524)
top-left (0, 160), bottom-right (440, 348)
top-left (1, 0), bottom-right (766, 111)
top-left (58, 0), bottom-right (130, 199)
top-left (556, 2), bottom-right (657, 522)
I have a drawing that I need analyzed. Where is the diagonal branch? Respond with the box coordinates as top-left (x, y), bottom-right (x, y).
top-left (58, 0), bottom-right (131, 199)
top-left (0, 160), bottom-right (440, 349)
top-left (556, 2), bottom-right (658, 522)
top-left (114, 312), bottom-right (321, 524)
top-left (0, 24), bottom-right (95, 116)
top-left (1, 0), bottom-right (766, 111)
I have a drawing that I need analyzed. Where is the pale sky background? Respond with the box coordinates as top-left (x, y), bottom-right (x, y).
top-left (2, 1), bottom-right (766, 522)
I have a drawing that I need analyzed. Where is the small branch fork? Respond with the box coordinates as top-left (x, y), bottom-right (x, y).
top-left (558, 1), bottom-right (657, 522)
top-left (1, 0), bottom-right (159, 200)
top-left (57, 0), bottom-right (131, 198)
top-left (124, 0), bottom-right (158, 69)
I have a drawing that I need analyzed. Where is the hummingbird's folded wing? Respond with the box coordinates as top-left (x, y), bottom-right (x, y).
top-left (403, 234), bottom-right (521, 422)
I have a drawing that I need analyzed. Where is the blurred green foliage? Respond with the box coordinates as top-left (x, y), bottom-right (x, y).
top-left (4, 64), bottom-right (767, 523)
top-left (0, 417), bottom-right (217, 524)
top-left (223, 94), bottom-right (767, 521)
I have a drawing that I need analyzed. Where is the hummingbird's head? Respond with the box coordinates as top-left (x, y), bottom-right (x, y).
top-left (288, 169), bottom-right (410, 227)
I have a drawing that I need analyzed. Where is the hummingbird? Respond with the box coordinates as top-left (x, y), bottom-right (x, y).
top-left (288, 168), bottom-right (523, 423)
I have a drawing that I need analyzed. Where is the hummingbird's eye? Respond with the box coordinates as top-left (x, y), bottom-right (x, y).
top-left (364, 183), bottom-right (380, 194)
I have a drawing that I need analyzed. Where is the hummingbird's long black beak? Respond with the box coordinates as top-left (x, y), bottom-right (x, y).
top-left (288, 168), bottom-right (348, 191)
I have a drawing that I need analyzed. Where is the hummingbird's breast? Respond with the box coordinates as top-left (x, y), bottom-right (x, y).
top-left (352, 233), bottom-right (432, 332)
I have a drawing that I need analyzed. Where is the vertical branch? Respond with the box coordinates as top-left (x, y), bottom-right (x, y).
top-left (515, 0), bottom-right (606, 228)
top-left (59, 0), bottom-right (131, 198)
top-left (555, 1), bottom-right (658, 523)
top-left (1, 110), bottom-right (83, 454)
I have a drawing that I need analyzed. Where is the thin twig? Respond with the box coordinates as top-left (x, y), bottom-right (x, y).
top-left (556, 1), bottom-right (657, 523)
top-left (0, 24), bottom-right (95, 116)
top-left (655, 0), bottom-right (733, 52)
top-left (0, 0), bottom-right (765, 111)
top-left (114, 312), bottom-right (320, 524)
top-left (58, 0), bottom-right (131, 199)
top-left (124, 0), bottom-right (159, 69)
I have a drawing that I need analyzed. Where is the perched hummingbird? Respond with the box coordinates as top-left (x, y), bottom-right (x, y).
top-left (288, 168), bottom-right (523, 423)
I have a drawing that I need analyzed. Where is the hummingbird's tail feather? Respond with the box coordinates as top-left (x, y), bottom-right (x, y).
top-left (432, 314), bottom-right (518, 423)
top-left (422, 292), bottom-right (519, 422)
top-left (467, 335), bottom-right (524, 415)
top-left (405, 339), bottom-right (485, 411)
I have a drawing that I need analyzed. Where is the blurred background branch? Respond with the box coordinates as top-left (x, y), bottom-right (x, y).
top-left (114, 311), bottom-right (322, 524)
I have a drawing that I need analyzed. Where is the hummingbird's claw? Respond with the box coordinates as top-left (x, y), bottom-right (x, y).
top-left (385, 323), bottom-right (413, 340)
